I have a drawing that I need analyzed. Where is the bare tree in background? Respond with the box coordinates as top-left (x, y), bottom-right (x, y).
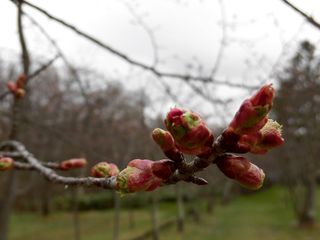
top-left (274, 40), bottom-right (320, 227)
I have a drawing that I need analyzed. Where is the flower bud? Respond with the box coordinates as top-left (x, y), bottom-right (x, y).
top-left (239, 119), bottom-right (284, 154)
top-left (164, 107), bottom-right (214, 156)
top-left (228, 84), bottom-right (275, 135)
top-left (116, 159), bottom-right (174, 194)
top-left (0, 157), bottom-right (13, 171)
top-left (216, 155), bottom-right (265, 190)
top-left (7, 81), bottom-right (17, 93)
top-left (15, 89), bottom-right (26, 99)
top-left (152, 128), bottom-right (183, 161)
top-left (152, 128), bottom-right (175, 152)
top-left (16, 74), bottom-right (26, 89)
top-left (60, 158), bottom-right (87, 170)
top-left (91, 162), bottom-right (119, 178)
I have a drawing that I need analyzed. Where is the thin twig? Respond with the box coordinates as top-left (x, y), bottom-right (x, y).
top-left (280, 0), bottom-right (320, 31)
top-left (0, 55), bottom-right (59, 101)
top-left (15, 0), bottom-right (258, 89)
top-left (1, 141), bottom-right (118, 189)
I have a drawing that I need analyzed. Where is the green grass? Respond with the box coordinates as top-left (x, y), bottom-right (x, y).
top-left (9, 187), bottom-right (320, 240)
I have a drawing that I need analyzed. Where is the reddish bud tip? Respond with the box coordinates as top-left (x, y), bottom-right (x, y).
top-left (216, 155), bottom-right (265, 190)
top-left (0, 157), bottom-right (13, 171)
top-left (164, 107), bottom-right (214, 157)
top-left (91, 162), bottom-right (119, 178)
top-left (60, 158), bottom-right (87, 170)
top-left (7, 81), bottom-right (17, 93)
top-left (250, 84), bottom-right (275, 108)
top-left (117, 159), bottom-right (172, 194)
top-left (152, 128), bottom-right (175, 152)
top-left (242, 119), bottom-right (284, 154)
top-left (228, 84), bottom-right (275, 135)
top-left (16, 74), bottom-right (26, 89)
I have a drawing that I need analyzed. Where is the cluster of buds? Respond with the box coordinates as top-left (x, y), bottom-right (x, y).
top-left (216, 84), bottom-right (284, 189)
top-left (91, 162), bottom-right (119, 178)
top-left (0, 157), bottom-right (13, 171)
top-left (60, 158), bottom-right (87, 170)
top-left (221, 84), bottom-right (284, 154)
top-left (7, 74), bottom-right (26, 99)
top-left (116, 159), bottom-right (175, 194)
top-left (153, 107), bottom-right (214, 159)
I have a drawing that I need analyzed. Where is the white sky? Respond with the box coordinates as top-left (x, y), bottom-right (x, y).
top-left (0, 0), bottom-right (320, 124)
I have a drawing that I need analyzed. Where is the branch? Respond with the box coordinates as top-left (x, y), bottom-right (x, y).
top-left (280, 0), bottom-right (320, 31)
top-left (17, 0), bottom-right (30, 76)
top-left (1, 141), bottom-right (117, 189)
top-left (0, 55), bottom-right (59, 101)
top-left (15, 0), bottom-right (258, 90)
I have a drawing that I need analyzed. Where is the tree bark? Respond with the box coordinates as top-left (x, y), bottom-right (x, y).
top-left (298, 175), bottom-right (317, 227)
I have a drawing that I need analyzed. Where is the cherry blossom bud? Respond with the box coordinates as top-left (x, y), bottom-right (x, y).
top-left (116, 159), bottom-right (175, 194)
top-left (239, 119), bottom-right (284, 154)
top-left (60, 158), bottom-right (87, 170)
top-left (152, 128), bottom-right (175, 151)
top-left (16, 74), bottom-right (26, 89)
top-left (91, 162), bottom-right (119, 178)
top-left (228, 84), bottom-right (275, 135)
top-left (0, 157), bottom-right (13, 171)
top-left (216, 155), bottom-right (265, 190)
top-left (152, 128), bottom-right (183, 161)
top-left (164, 107), bottom-right (214, 157)
top-left (7, 81), bottom-right (17, 93)
top-left (15, 89), bottom-right (26, 99)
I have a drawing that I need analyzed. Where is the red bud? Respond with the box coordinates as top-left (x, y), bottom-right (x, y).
top-left (91, 162), bottom-right (119, 178)
top-left (0, 157), bottom-right (13, 171)
top-left (60, 158), bottom-right (87, 170)
top-left (228, 84), bottom-right (275, 135)
top-left (165, 108), bottom-right (214, 156)
top-left (216, 155), bottom-right (265, 190)
top-left (117, 159), bottom-right (174, 194)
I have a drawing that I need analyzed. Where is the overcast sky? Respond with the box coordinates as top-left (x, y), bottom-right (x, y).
top-left (0, 0), bottom-right (320, 123)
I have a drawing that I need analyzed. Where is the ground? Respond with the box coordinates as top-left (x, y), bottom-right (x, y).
top-left (9, 187), bottom-right (320, 240)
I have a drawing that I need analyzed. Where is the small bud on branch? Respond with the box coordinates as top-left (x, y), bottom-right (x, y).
top-left (91, 162), bottom-right (119, 178)
top-left (216, 154), bottom-right (265, 190)
top-left (0, 157), bottom-right (14, 171)
top-left (116, 159), bottom-right (175, 194)
top-left (165, 107), bottom-right (214, 157)
top-left (60, 158), bottom-right (87, 170)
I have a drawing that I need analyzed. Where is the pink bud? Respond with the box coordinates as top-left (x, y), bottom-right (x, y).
top-left (228, 84), bottom-right (275, 135)
top-left (7, 81), bottom-right (17, 93)
top-left (216, 155), bottom-right (265, 190)
top-left (152, 128), bottom-right (183, 161)
top-left (16, 74), bottom-right (26, 89)
top-left (116, 159), bottom-right (174, 194)
top-left (152, 128), bottom-right (175, 152)
top-left (239, 119), bottom-right (284, 154)
top-left (60, 158), bottom-right (87, 170)
top-left (164, 108), bottom-right (214, 156)
top-left (0, 157), bottom-right (13, 171)
top-left (91, 162), bottom-right (119, 178)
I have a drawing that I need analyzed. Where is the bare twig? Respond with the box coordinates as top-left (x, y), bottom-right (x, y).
top-left (17, 0), bottom-right (30, 76)
top-left (14, 0), bottom-right (258, 89)
top-left (1, 141), bottom-right (118, 189)
top-left (280, 0), bottom-right (320, 31)
top-left (23, 13), bottom-right (90, 103)
top-left (0, 55), bottom-right (59, 101)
